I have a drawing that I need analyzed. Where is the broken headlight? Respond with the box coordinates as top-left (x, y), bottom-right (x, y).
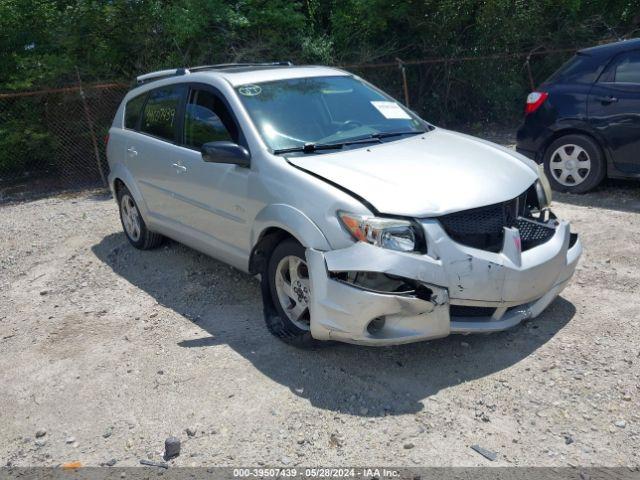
top-left (338, 212), bottom-right (423, 252)
top-left (536, 164), bottom-right (553, 208)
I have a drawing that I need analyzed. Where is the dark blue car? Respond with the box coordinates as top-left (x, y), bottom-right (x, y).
top-left (516, 38), bottom-right (640, 193)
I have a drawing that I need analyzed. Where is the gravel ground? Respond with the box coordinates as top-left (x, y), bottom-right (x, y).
top-left (1, 148), bottom-right (639, 467)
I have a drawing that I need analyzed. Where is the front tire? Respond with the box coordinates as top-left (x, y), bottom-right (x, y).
top-left (117, 185), bottom-right (163, 249)
top-left (543, 134), bottom-right (605, 193)
top-left (265, 239), bottom-right (315, 347)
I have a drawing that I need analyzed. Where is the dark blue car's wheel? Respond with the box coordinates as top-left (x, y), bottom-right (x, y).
top-left (543, 134), bottom-right (605, 193)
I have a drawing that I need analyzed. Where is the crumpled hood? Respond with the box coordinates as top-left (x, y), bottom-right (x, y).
top-left (287, 128), bottom-right (539, 217)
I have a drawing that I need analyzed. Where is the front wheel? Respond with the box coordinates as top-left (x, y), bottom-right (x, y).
top-left (543, 134), bottom-right (605, 193)
top-left (265, 239), bottom-right (315, 347)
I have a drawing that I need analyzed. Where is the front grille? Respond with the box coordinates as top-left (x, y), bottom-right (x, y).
top-left (438, 196), bottom-right (522, 252)
top-left (516, 218), bottom-right (555, 250)
top-left (437, 186), bottom-right (557, 253)
top-left (450, 305), bottom-right (496, 318)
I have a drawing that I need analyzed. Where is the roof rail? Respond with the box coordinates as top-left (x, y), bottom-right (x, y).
top-left (136, 68), bottom-right (189, 85)
top-left (134, 62), bottom-right (294, 86)
top-left (188, 61), bottom-right (294, 72)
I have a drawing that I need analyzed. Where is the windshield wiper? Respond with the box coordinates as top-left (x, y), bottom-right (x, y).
top-left (272, 130), bottom-right (427, 155)
top-left (273, 137), bottom-right (381, 155)
top-left (370, 129), bottom-right (427, 139)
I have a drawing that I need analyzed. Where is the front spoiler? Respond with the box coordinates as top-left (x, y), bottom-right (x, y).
top-left (306, 219), bottom-right (582, 346)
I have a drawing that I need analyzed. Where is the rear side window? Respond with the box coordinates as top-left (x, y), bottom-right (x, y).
top-left (124, 94), bottom-right (146, 130)
top-left (140, 85), bottom-right (184, 141)
top-left (609, 50), bottom-right (640, 84)
top-left (546, 53), bottom-right (601, 84)
top-left (184, 89), bottom-right (238, 148)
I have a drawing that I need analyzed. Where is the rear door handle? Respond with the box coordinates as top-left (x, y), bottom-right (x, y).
top-left (172, 162), bottom-right (187, 174)
top-left (126, 146), bottom-right (138, 156)
top-left (596, 96), bottom-right (618, 104)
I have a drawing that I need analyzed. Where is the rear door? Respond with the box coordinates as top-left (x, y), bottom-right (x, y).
top-left (588, 49), bottom-right (640, 174)
top-left (131, 84), bottom-right (187, 219)
top-left (169, 84), bottom-right (256, 260)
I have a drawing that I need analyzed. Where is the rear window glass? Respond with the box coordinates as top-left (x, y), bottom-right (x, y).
top-left (140, 85), bottom-right (183, 141)
top-left (124, 94), bottom-right (146, 130)
top-left (546, 54), bottom-right (601, 84)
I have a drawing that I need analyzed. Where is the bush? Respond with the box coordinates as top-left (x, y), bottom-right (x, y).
top-left (0, 117), bottom-right (58, 177)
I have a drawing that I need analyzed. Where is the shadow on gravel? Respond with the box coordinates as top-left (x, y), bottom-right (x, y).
top-left (554, 178), bottom-right (640, 214)
top-left (93, 232), bottom-right (576, 418)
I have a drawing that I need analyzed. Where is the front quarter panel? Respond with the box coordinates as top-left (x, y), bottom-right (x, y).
top-left (251, 204), bottom-right (332, 251)
top-left (248, 152), bottom-right (374, 252)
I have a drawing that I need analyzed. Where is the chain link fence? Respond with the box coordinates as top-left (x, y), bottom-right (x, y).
top-left (0, 49), bottom-right (575, 201)
top-left (345, 47), bottom-right (576, 126)
top-left (0, 82), bottom-right (128, 200)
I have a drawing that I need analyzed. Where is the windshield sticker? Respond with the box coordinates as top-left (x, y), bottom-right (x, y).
top-left (238, 85), bottom-right (262, 96)
top-left (371, 101), bottom-right (411, 119)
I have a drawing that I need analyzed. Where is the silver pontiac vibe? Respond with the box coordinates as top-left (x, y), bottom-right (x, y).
top-left (106, 63), bottom-right (582, 346)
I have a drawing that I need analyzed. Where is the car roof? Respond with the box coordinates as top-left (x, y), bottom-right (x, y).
top-left (578, 38), bottom-right (640, 57)
top-left (212, 65), bottom-right (350, 86)
top-left (134, 65), bottom-right (351, 90)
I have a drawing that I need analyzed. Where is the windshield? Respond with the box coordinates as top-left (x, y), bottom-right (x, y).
top-left (234, 76), bottom-right (427, 152)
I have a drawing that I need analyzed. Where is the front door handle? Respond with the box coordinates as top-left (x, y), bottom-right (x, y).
top-left (172, 162), bottom-right (187, 174)
top-left (126, 146), bottom-right (138, 156)
top-left (596, 95), bottom-right (618, 104)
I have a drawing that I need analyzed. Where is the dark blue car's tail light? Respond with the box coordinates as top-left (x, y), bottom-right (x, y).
top-left (525, 91), bottom-right (549, 115)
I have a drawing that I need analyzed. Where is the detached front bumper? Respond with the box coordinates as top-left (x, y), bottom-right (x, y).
top-left (306, 218), bottom-right (582, 346)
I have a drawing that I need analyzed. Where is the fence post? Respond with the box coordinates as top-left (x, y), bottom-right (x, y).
top-left (75, 67), bottom-right (107, 187)
top-left (525, 46), bottom-right (545, 91)
top-left (396, 58), bottom-right (410, 108)
top-left (525, 52), bottom-right (535, 91)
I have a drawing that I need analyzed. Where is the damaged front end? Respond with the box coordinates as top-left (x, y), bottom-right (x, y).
top-left (306, 184), bottom-right (582, 346)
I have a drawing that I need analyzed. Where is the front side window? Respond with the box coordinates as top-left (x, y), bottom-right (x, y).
top-left (124, 93), bottom-right (146, 130)
top-left (184, 89), bottom-right (237, 148)
top-left (140, 85), bottom-right (183, 141)
top-left (611, 51), bottom-right (640, 84)
top-left (235, 76), bottom-right (426, 152)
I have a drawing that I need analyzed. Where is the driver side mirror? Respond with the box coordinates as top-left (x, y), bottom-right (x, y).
top-left (201, 141), bottom-right (251, 167)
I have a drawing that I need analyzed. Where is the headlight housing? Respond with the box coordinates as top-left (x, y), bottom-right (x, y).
top-left (338, 211), bottom-right (423, 252)
top-left (536, 164), bottom-right (553, 209)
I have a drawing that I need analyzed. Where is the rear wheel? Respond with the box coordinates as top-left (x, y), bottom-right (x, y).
top-left (543, 134), bottom-right (605, 193)
top-left (265, 239), bottom-right (315, 346)
top-left (117, 185), bottom-right (163, 249)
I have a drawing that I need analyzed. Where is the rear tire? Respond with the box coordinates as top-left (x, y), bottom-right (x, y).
top-left (265, 239), bottom-right (315, 347)
top-left (117, 185), bottom-right (163, 250)
top-left (543, 134), bottom-right (605, 193)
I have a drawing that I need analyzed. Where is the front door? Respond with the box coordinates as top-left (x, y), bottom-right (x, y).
top-left (588, 49), bottom-right (640, 174)
top-left (168, 85), bottom-right (256, 261)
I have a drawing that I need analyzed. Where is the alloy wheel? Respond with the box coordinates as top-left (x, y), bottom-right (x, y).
top-left (274, 255), bottom-right (311, 330)
top-left (120, 194), bottom-right (141, 242)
